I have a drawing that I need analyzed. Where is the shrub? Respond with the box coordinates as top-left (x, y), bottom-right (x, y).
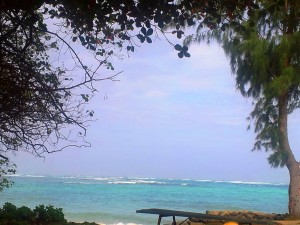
top-left (33, 205), bottom-right (48, 222)
top-left (16, 206), bottom-right (33, 221)
top-left (1, 202), bottom-right (18, 220)
top-left (45, 205), bottom-right (65, 222)
top-left (33, 204), bottom-right (66, 223)
top-left (0, 203), bottom-right (66, 224)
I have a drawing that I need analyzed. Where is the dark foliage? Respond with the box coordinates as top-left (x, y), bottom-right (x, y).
top-left (0, 0), bottom-right (253, 189)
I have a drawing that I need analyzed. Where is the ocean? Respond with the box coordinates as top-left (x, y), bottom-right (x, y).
top-left (0, 175), bottom-right (288, 225)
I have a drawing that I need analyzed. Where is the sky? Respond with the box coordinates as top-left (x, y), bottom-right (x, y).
top-left (11, 31), bottom-right (300, 183)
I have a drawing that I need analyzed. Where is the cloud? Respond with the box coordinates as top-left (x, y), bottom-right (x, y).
top-left (144, 90), bottom-right (170, 99)
top-left (87, 40), bottom-right (253, 132)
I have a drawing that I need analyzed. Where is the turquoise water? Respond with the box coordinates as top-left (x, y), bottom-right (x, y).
top-left (0, 175), bottom-right (288, 225)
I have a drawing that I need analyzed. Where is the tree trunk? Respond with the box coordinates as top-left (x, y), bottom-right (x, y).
top-left (278, 94), bottom-right (300, 217)
top-left (288, 162), bottom-right (300, 217)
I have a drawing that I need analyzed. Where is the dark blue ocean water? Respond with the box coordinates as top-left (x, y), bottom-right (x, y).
top-left (0, 175), bottom-right (288, 225)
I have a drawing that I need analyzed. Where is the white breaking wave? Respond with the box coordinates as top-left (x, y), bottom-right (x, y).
top-left (82, 177), bottom-right (124, 181)
top-left (24, 174), bottom-right (45, 178)
top-left (4, 174), bottom-right (45, 178)
top-left (128, 177), bottom-right (156, 180)
top-left (228, 181), bottom-right (273, 185)
top-left (108, 181), bottom-right (137, 184)
top-left (64, 181), bottom-right (94, 185)
top-left (108, 180), bottom-right (165, 185)
top-left (61, 176), bottom-right (79, 179)
top-left (3, 174), bottom-right (23, 177)
top-left (213, 180), bottom-right (287, 185)
top-left (87, 177), bottom-right (112, 181)
top-left (195, 179), bottom-right (213, 182)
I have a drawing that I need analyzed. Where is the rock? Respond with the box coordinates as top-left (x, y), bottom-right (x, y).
top-left (205, 210), bottom-right (287, 221)
top-left (205, 211), bottom-right (221, 216)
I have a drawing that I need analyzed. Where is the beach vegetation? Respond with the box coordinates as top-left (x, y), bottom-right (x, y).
top-left (0, 202), bottom-right (97, 225)
top-left (184, 0), bottom-right (300, 217)
top-left (0, 202), bottom-right (66, 224)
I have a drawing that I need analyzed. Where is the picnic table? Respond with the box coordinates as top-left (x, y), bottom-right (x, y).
top-left (136, 208), bottom-right (277, 225)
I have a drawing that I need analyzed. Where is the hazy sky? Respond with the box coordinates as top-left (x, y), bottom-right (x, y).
top-left (12, 32), bottom-right (300, 183)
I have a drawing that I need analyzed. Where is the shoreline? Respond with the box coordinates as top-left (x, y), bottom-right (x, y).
top-left (66, 210), bottom-right (294, 225)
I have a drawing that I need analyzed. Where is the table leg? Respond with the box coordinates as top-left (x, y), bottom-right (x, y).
top-left (157, 215), bottom-right (162, 225)
top-left (173, 216), bottom-right (176, 225)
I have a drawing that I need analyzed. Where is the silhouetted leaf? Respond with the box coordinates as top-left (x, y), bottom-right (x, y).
top-left (182, 45), bottom-right (188, 52)
top-left (141, 27), bottom-right (146, 35)
top-left (147, 28), bottom-right (153, 36)
top-left (174, 44), bottom-right (182, 51)
top-left (158, 21), bottom-right (164, 28)
top-left (178, 51), bottom-right (184, 58)
top-left (184, 51), bottom-right (190, 57)
top-left (146, 37), bottom-right (152, 43)
top-left (79, 36), bottom-right (84, 43)
top-left (145, 20), bottom-right (151, 28)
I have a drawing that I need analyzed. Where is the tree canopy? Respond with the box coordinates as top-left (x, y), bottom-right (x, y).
top-left (0, 0), bottom-right (255, 187)
top-left (185, 0), bottom-right (300, 216)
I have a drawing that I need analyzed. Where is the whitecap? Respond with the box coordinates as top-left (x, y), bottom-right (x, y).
top-left (133, 180), bottom-right (165, 184)
top-left (195, 179), bottom-right (213, 182)
top-left (90, 177), bottom-right (111, 181)
top-left (3, 174), bottom-right (23, 177)
top-left (64, 181), bottom-right (94, 185)
top-left (128, 177), bottom-right (155, 180)
top-left (25, 175), bottom-right (45, 178)
top-left (228, 180), bottom-right (273, 185)
top-left (108, 181), bottom-right (137, 184)
top-left (61, 176), bottom-right (78, 179)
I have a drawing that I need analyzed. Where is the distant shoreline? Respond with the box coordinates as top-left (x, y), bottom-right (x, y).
top-left (6, 174), bottom-right (289, 186)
